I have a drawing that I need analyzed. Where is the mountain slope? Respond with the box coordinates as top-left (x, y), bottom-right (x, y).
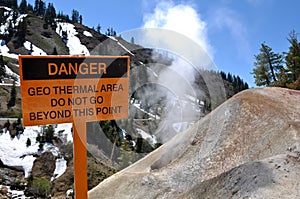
top-left (88, 87), bottom-right (300, 199)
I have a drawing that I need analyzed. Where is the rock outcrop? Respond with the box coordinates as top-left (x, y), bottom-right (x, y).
top-left (89, 87), bottom-right (300, 199)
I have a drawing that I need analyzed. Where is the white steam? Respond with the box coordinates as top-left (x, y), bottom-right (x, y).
top-left (143, 1), bottom-right (214, 65)
top-left (139, 1), bottom-right (216, 142)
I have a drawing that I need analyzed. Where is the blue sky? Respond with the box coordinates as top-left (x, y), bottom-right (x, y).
top-left (23, 0), bottom-right (300, 87)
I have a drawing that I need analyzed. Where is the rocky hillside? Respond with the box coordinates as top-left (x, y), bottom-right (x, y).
top-left (0, 2), bottom-right (252, 198)
top-left (179, 151), bottom-right (300, 198)
top-left (88, 87), bottom-right (300, 199)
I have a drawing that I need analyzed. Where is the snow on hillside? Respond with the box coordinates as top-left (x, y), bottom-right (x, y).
top-left (0, 6), bottom-right (27, 35)
top-left (0, 184), bottom-right (27, 199)
top-left (108, 36), bottom-right (135, 56)
top-left (51, 158), bottom-right (67, 181)
top-left (0, 126), bottom-right (39, 177)
top-left (24, 41), bottom-right (47, 56)
top-left (136, 128), bottom-right (157, 146)
top-left (0, 39), bottom-right (18, 59)
top-left (3, 65), bottom-right (20, 85)
top-left (56, 22), bottom-right (90, 55)
top-left (83, 30), bottom-right (93, 37)
top-left (0, 123), bottom-right (72, 178)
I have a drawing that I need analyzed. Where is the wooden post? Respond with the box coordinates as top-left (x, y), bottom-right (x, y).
top-left (73, 122), bottom-right (88, 199)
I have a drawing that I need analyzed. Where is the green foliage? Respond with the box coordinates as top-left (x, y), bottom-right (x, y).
top-left (44, 3), bottom-right (56, 25)
top-left (31, 177), bottom-right (51, 197)
top-left (99, 120), bottom-right (122, 147)
top-left (34, 0), bottom-right (45, 16)
top-left (7, 81), bottom-right (16, 109)
top-left (252, 30), bottom-right (300, 90)
top-left (15, 19), bottom-right (27, 48)
top-left (252, 43), bottom-right (283, 86)
top-left (285, 30), bottom-right (300, 83)
top-left (52, 47), bottom-right (58, 55)
top-left (71, 9), bottom-right (80, 23)
top-left (43, 125), bottom-right (54, 143)
top-left (19, 0), bottom-right (28, 14)
top-left (252, 64), bottom-right (271, 86)
top-left (220, 71), bottom-right (249, 96)
top-left (96, 23), bottom-right (101, 33)
top-left (36, 125), bottom-right (55, 143)
top-left (0, 55), bottom-right (5, 82)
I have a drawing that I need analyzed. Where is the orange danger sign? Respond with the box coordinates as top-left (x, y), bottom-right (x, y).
top-left (19, 55), bottom-right (130, 126)
top-left (19, 55), bottom-right (130, 199)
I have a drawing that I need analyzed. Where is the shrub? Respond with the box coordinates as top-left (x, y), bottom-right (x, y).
top-left (31, 177), bottom-right (51, 197)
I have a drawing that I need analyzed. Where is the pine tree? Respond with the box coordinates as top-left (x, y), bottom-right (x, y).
top-left (11, 0), bottom-right (17, 10)
top-left (79, 15), bottom-right (82, 24)
top-left (0, 55), bottom-right (5, 82)
top-left (16, 19), bottom-right (27, 48)
top-left (44, 3), bottom-right (56, 25)
top-left (35, 0), bottom-right (45, 16)
top-left (252, 63), bottom-right (271, 86)
top-left (44, 125), bottom-right (54, 143)
top-left (27, 3), bottom-right (33, 13)
top-left (71, 9), bottom-right (79, 23)
top-left (96, 23), bottom-right (101, 33)
top-left (0, 6), bottom-right (4, 24)
top-left (252, 43), bottom-right (283, 86)
top-left (285, 30), bottom-right (300, 83)
top-left (19, 0), bottom-right (28, 14)
top-left (34, 0), bottom-right (39, 13)
top-left (52, 47), bottom-right (58, 55)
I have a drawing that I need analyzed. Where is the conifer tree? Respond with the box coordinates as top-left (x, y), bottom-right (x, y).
top-left (252, 43), bottom-right (283, 86)
top-left (285, 30), bottom-right (300, 83)
top-left (52, 47), bottom-right (58, 55)
top-left (79, 15), bottom-right (82, 24)
top-left (96, 23), bottom-right (101, 33)
top-left (44, 3), bottom-right (56, 24)
top-left (71, 9), bottom-right (79, 23)
top-left (7, 81), bottom-right (16, 109)
top-left (0, 55), bottom-right (5, 82)
top-left (19, 0), bottom-right (28, 14)
top-left (16, 19), bottom-right (27, 48)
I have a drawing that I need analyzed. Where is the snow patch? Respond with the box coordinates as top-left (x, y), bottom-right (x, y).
top-left (0, 124), bottom-right (73, 178)
top-left (108, 36), bottom-right (118, 41)
top-left (0, 184), bottom-right (26, 199)
top-left (54, 123), bottom-right (73, 143)
top-left (24, 41), bottom-right (47, 55)
top-left (56, 22), bottom-right (90, 55)
top-left (117, 41), bottom-right (134, 56)
top-left (0, 126), bottom-right (40, 177)
top-left (15, 14), bottom-right (27, 26)
top-left (0, 5), bottom-right (27, 35)
top-left (83, 30), bottom-right (93, 37)
top-left (0, 39), bottom-right (18, 59)
top-left (136, 128), bottom-right (157, 146)
top-left (51, 158), bottom-right (67, 181)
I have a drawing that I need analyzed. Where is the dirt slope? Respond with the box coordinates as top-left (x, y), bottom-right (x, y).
top-left (88, 87), bottom-right (300, 199)
top-left (178, 147), bottom-right (300, 198)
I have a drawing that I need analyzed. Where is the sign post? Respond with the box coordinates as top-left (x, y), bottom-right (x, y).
top-left (19, 55), bottom-right (130, 199)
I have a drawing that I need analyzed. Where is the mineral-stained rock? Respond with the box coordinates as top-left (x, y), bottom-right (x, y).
top-left (88, 87), bottom-right (300, 199)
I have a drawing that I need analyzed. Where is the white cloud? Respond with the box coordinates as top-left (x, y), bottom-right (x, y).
top-left (212, 7), bottom-right (251, 60)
